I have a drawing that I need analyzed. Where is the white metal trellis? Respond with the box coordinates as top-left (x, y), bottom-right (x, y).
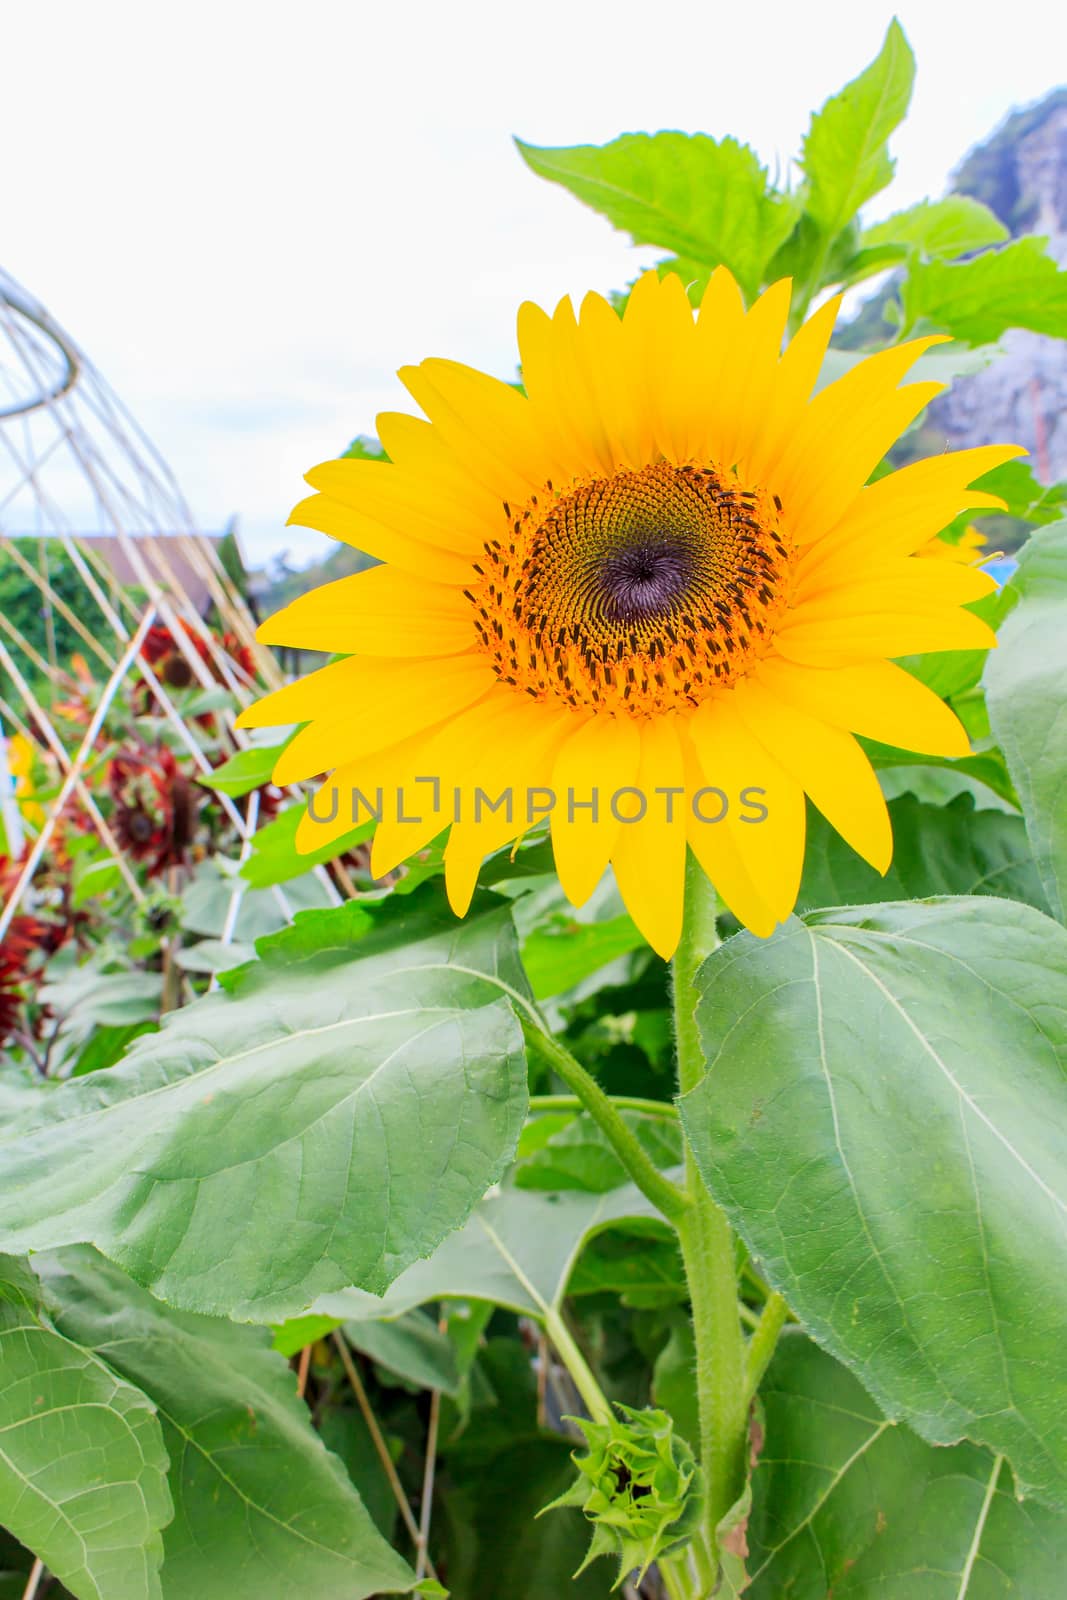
top-left (0, 266), bottom-right (341, 934)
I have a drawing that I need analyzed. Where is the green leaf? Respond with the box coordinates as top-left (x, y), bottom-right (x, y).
top-left (0, 1256), bottom-right (171, 1600)
top-left (862, 195), bottom-right (1008, 258)
top-left (970, 459), bottom-right (1067, 526)
top-left (71, 855), bottom-right (123, 907)
top-left (861, 734), bottom-right (1017, 807)
top-left (515, 132), bottom-right (799, 299)
top-left (985, 521), bottom-right (1067, 922)
top-left (175, 937), bottom-right (255, 975)
top-left (344, 1308), bottom-right (461, 1395)
top-left (681, 898), bottom-right (1067, 1508)
top-left (567, 1228), bottom-right (685, 1310)
top-left (748, 1334), bottom-right (1066, 1597)
top-left (799, 793), bottom-right (1047, 914)
top-left (201, 740), bottom-right (287, 798)
top-left (241, 803), bottom-right (374, 887)
top-left (181, 854), bottom-right (332, 943)
top-left (0, 894), bottom-right (530, 1320)
top-left (37, 968), bottom-right (162, 1029)
top-left (271, 1313), bottom-right (342, 1359)
top-left (522, 913), bottom-right (646, 1001)
top-left (38, 1248), bottom-right (419, 1598)
top-left (902, 235), bottom-right (1067, 343)
top-left (313, 1178), bottom-right (668, 1324)
top-left (801, 20), bottom-right (915, 239)
top-left (514, 1109), bottom-right (681, 1193)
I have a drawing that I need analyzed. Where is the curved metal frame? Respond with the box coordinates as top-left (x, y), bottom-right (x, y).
top-left (0, 292), bottom-right (80, 417)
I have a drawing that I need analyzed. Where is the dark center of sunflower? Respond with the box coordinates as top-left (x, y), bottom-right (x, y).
top-left (128, 810), bottom-right (155, 843)
top-left (163, 655), bottom-right (195, 689)
top-left (467, 460), bottom-right (792, 716)
top-left (598, 538), bottom-right (695, 622)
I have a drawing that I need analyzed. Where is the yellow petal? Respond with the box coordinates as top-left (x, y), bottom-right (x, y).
top-left (443, 696), bottom-right (577, 916)
top-left (288, 491), bottom-right (476, 585)
top-left (575, 291), bottom-right (650, 470)
top-left (518, 297), bottom-right (612, 477)
top-left (686, 695), bottom-right (806, 926)
top-left (610, 716), bottom-right (688, 959)
top-left (680, 736), bottom-right (776, 936)
top-left (756, 657), bottom-right (970, 758)
top-left (271, 655), bottom-right (496, 785)
top-left (374, 410), bottom-right (512, 513)
top-left (687, 268), bottom-right (748, 464)
top-left (796, 443), bottom-right (1026, 577)
top-left (306, 456), bottom-right (493, 555)
top-left (775, 607), bottom-right (997, 665)
top-left (235, 653), bottom-right (373, 730)
top-left (770, 337), bottom-right (947, 534)
top-left (257, 564), bottom-right (476, 656)
top-left (623, 270), bottom-right (694, 465)
top-left (550, 713), bottom-right (641, 907)
top-left (732, 676), bottom-right (892, 872)
top-left (792, 558), bottom-right (997, 616)
top-left (743, 292), bottom-right (844, 485)
top-left (719, 277), bottom-right (792, 473)
top-left (398, 359), bottom-right (557, 501)
top-left (370, 688), bottom-right (553, 876)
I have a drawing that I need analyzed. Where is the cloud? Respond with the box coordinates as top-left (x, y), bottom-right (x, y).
top-left (4, 0), bottom-right (1065, 564)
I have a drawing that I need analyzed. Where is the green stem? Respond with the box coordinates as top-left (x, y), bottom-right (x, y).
top-left (744, 1291), bottom-right (789, 1402)
top-left (529, 1093), bottom-right (679, 1122)
top-left (522, 1022), bottom-right (691, 1224)
top-left (544, 1307), bottom-right (613, 1426)
top-left (672, 854), bottom-right (749, 1586)
top-left (658, 1553), bottom-right (693, 1600)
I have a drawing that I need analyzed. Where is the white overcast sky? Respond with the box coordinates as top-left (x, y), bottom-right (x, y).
top-left (4, 0), bottom-right (1065, 567)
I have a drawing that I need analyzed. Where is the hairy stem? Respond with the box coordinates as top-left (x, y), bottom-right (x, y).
top-left (744, 1291), bottom-right (790, 1401)
top-left (672, 855), bottom-right (749, 1587)
top-left (544, 1307), bottom-right (614, 1426)
top-left (523, 1022), bottom-right (691, 1224)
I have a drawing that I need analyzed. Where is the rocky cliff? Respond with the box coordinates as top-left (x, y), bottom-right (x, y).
top-left (931, 89), bottom-right (1067, 480)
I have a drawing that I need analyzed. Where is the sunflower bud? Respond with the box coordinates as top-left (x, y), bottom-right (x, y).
top-left (541, 1405), bottom-right (704, 1588)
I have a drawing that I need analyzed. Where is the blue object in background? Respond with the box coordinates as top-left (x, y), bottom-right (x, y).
top-left (984, 558), bottom-right (1018, 586)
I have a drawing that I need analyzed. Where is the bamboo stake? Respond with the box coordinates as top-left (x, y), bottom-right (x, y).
top-left (0, 640), bottom-right (145, 903)
top-left (0, 611), bottom-right (157, 940)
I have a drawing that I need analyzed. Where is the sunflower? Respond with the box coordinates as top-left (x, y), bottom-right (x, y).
top-left (239, 270), bottom-right (1022, 956)
top-left (918, 524), bottom-right (989, 564)
top-left (109, 744), bottom-right (196, 878)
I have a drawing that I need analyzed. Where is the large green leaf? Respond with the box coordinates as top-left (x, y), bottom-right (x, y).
top-left (985, 522), bottom-right (1067, 922)
top-left (344, 1308), bottom-right (461, 1395)
top-left (37, 1249), bottom-right (418, 1599)
top-left (749, 1334), bottom-right (1065, 1597)
top-left (313, 1178), bottom-right (666, 1324)
top-left (515, 132), bottom-right (798, 299)
top-left (0, 893), bottom-right (530, 1320)
top-left (241, 804), bottom-right (374, 887)
top-left (799, 793), bottom-right (1047, 914)
top-left (0, 1257), bottom-right (171, 1600)
top-left (902, 235), bottom-right (1067, 343)
top-left (861, 195), bottom-right (1008, 258)
top-left (680, 898), bottom-right (1067, 1507)
top-left (801, 20), bottom-right (915, 240)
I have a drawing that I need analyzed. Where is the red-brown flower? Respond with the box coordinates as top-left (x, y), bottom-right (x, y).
top-left (109, 744), bottom-right (197, 877)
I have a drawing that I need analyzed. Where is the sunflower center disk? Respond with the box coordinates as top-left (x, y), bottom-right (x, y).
top-left (467, 461), bottom-right (793, 717)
